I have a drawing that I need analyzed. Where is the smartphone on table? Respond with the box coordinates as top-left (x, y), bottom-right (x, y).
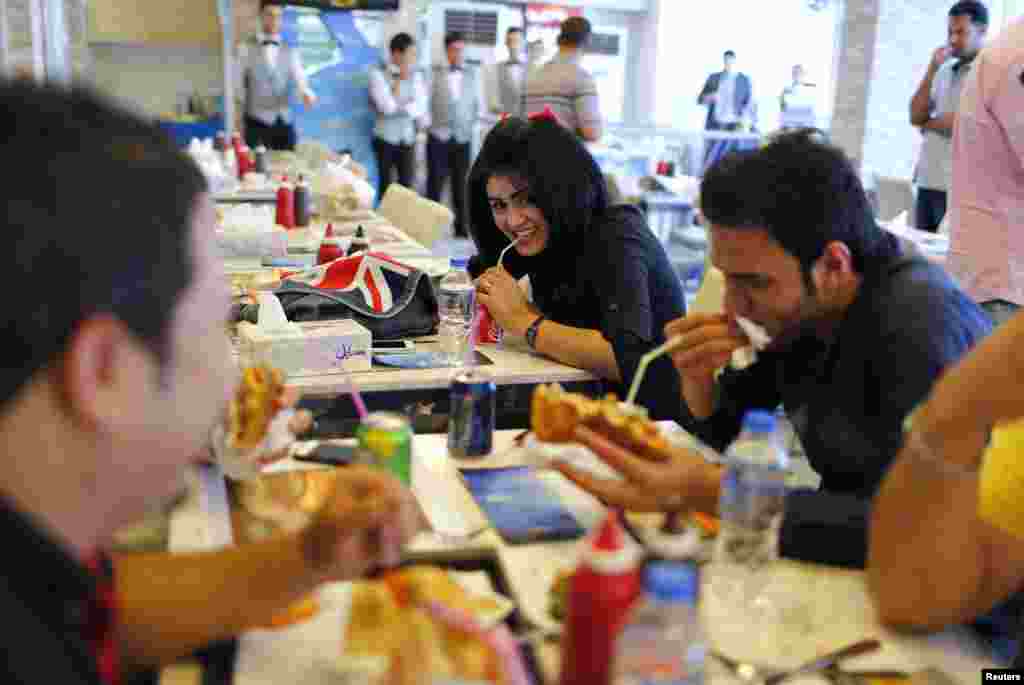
top-left (372, 339), bottom-right (416, 355)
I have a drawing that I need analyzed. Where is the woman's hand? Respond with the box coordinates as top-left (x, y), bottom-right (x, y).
top-left (475, 266), bottom-right (536, 336)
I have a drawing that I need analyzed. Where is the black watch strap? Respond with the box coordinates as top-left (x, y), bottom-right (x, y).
top-left (525, 315), bottom-right (546, 350)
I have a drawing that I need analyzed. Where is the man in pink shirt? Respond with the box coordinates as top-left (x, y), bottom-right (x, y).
top-left (947, 16), bottom-right (1024, 325)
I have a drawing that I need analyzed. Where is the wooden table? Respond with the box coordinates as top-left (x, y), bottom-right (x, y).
top-left (164, 429), bottom-right (999, 685)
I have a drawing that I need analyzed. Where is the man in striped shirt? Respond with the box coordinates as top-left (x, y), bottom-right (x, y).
top-left (524, 17), bottom-right (603, 142)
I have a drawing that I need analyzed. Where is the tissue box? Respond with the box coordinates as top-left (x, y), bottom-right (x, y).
top-left (237, 319), bottom-right (372, 376)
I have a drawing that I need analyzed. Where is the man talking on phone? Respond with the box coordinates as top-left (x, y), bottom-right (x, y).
top-left (369, 32), bottom-right (428, 202)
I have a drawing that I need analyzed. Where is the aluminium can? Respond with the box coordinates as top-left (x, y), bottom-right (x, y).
top-left (448, 368), bottom-right (496, 458)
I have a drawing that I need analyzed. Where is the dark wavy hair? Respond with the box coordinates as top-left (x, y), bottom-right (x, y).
top-left (700, 129), bottom-right (887, 277)
top-left (467, 117), bottom-right (608, 276)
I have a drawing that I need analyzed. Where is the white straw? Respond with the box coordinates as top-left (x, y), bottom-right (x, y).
top-left (625, 336), bottom-right (686, 405)
top-left (499, 235), bottom-right (523, 270)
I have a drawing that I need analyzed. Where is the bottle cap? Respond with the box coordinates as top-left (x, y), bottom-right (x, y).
top-left (741, 409), bottom-right (776, 435)
top-left (644, 561), bottom-right (698, 602)
top-left (324, 223), bottom-right (335, 237)
top-left (355, 225), bottom-right (366, 238)
top-left (583, 511), bottom-right (641, 574)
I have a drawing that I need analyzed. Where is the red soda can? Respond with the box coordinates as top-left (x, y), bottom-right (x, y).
top-left (475, 303), bottom-right (503, 344)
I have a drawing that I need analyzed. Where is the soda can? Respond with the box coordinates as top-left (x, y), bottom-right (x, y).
top-left (355, 411), bottom-right (413, 485)
top-left (448, 369), bottom-right (496, 458)
top-left (475, 303), bottom-right (503, 344)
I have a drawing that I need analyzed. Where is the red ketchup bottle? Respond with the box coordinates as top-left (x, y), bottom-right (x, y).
top-left (559, 511), bottom-right (642, 685)
top-left (317, 224), bottom-right (344, 265)
top-left (237, 145), bottom-right (252, 180)
top-left (275, 176), bottom-right (295, 229)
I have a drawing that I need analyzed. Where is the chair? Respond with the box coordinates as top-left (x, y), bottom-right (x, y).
top-left (873, 174), bottom-right (915, 224)
top-left (377, 183), bottom-right (454, 248)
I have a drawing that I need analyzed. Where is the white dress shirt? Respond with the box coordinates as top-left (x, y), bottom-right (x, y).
top-left (368, 65), bottom-right (429, 144)
top-left (714, 71), bottom-right (739, 125)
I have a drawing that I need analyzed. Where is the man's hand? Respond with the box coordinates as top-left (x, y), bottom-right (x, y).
top-left (664, 313), bottom-right (746, 387)
top-left (552, 425), bottom-right (721, 514)
top-left (302, 92), bottom-right (318, 108)
top-left (255, 387), bottom-right (314, 466)
top-left (476, 266), bottom-right (536, 336)
top-left (303, 466), bottom-right (423, 583)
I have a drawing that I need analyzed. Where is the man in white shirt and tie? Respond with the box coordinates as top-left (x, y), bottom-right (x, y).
top-left (427, 31), bottom-right (480, 238)
top-left (491, 27), bottom-right (526, 118)
top-left (239, 2), bottom-right (317, 151)
top-left (368, 33), bottom-right (428, 201)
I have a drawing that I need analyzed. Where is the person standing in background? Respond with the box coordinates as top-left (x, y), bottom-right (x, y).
top-left (427, 31), bottom-right (481, 238)
top-left (524, 17), bottom-right (603, 143)
top-left (697, 50), bottom-right (753, 132)
top-left (368, 33), bottom-right (428, 202)
top-left (491, 27), bottom-right (526, 118)
top-left (947, 8), bottom-right (1024, 327)
top-left (239, 2), bottom-right (317, 151)
top-left (526, 39), bottom-right (546, 78)
top-left (910, 1), bottom-right (988, 233)
top-left (779, 64), bottom-right (816, 129)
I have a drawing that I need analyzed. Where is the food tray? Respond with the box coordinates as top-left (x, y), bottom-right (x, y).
top-left (193, 546), bottom-right (547, 685)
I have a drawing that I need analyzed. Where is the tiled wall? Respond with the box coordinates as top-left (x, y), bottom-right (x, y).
top-left (863, 0), bottom-right (951, 181)
top-left (831, 0), bottom-right (879, 173)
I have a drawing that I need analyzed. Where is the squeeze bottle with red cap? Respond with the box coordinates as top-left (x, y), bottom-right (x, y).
top-left (317, 224), bottom-right (344, 265)
top-left (237, 145), bottom-right (252, 180)
top-left (346, 224), bottom-right (370, 256)
top-left (559, 511), bottom-right (642, 685)
top-left (275, 176), bottom-right (295, 228)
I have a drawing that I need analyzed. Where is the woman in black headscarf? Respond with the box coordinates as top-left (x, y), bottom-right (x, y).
top-left (468, 113), bottom-right (687, 420)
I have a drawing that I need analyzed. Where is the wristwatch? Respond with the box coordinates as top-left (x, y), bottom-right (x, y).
top-left (525, 315), bottom-right (546, 350)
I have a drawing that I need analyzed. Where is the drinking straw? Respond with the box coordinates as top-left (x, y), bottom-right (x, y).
top-left (625, 337), bottom-right (687, 405)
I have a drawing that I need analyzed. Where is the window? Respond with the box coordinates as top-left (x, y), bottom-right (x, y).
top-left (655, 0), bottom-right (844, 132)
top-left (445, 9), bottom-right (499, 45)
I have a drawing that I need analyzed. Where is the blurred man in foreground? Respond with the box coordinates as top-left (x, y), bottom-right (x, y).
top-left (0, 82), bottom-right (418, 683)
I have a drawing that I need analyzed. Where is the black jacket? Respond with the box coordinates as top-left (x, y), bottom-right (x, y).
top-left (697, 71), bottom-right (753, 130)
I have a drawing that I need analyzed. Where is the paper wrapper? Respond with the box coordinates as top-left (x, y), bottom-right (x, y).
top-left (212, 408), bottom-right (296, 481)
top-left (732, 316), bottom-right (772, 370)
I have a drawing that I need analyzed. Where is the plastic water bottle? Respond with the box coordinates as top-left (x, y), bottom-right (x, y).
top-left (713, 410), bottom-right (788, 615)
top-left (614, 562), bottom-right (705, 685)
top-left (438, 258), bottom-right (476, 366)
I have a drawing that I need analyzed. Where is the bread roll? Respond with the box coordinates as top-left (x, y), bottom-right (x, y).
top-left (531, 384), bottom-right (672, 461)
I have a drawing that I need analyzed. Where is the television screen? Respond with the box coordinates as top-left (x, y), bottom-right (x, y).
top-left (277, 0), bottom-right (399, 9)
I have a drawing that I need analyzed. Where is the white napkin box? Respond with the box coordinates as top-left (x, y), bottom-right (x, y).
top-left (237, 318), bottom-right (372, 376)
